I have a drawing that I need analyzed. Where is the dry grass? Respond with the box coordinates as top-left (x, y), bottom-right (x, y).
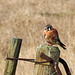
top-left (0, 0), bottom-right (75, 75)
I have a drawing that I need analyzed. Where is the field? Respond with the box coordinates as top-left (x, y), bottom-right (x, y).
top-left (0, 0), bottom-right (75, 75)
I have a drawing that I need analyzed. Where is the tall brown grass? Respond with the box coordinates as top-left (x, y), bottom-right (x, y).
top-left (0, 0), bottom-right (75, 75)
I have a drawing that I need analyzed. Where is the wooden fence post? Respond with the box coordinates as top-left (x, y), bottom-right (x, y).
top-left (33, 45), bottom-right (60, 75)
top-left (4, 38), bottom-right (22, 75)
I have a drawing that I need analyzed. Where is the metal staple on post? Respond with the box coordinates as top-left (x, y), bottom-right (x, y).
top-left (40, 53), bottom-right (62, 75)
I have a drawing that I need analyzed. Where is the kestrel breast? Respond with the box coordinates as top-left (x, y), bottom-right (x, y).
top-left (43, 30), bottom-right (57, 44)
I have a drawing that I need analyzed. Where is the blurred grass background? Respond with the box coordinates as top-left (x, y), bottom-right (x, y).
top-left (0, 0), bottom-right (75, 75)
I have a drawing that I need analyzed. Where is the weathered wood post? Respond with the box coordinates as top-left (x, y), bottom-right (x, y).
top-left (4, 38), bottom-right (22, 75)
top-left (33, 45), bottom-right (60, 75)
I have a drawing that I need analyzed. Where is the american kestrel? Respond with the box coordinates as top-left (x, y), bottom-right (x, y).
top-left (43, 24), bottom-right (66, 49)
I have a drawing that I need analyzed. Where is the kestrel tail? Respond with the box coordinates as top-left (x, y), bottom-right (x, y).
top-left (43, 24), bottom-right (66, 50)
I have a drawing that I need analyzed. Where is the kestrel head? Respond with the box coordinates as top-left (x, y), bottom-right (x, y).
top-left (44, 24), bottom-right (53, 31)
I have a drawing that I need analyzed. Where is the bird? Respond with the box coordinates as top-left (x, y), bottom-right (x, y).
top-left (43, 24), bottom-right (66, 49)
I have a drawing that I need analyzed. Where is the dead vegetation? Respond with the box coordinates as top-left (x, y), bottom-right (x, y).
top-left (0, 0), bottom-right (75, 75)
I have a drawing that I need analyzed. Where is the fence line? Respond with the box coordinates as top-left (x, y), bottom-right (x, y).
top-left (4, 38), bottom-right (71, 75)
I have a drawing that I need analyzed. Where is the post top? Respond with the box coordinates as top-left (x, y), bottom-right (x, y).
top-left (37, 44), bottom-right (60, 52)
